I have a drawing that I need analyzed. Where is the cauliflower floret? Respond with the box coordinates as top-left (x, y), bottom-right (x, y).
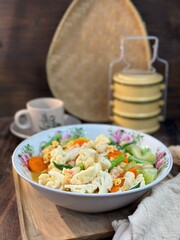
top-left (41, 140), bottom-right (60, 163)
top-left (105, 145), bottom-right (118, 154)
top-left (38, 173), bottom-right (50, 185)
top-left (94, 134), bottom-right (110, 144)
top-left (64, 184), bottom-right (97, 194)
top-left (98, 154), bottom-right (111, 170)
top-left (92, 170), bottom-right (113, 194)
top-left (50, 146), bottom-right (81, 165)
top-left (83, 140), bottom-right (94, 149)
top-left (123, 171), bottom-right (135, 189)
top-left (81, 141), bottom-right (93, 149)
top-left (62, 167), bottom-right (80, 184)
top-left (50, 145), bottom-right (64, 164)
top-left (133, 173), bottom-right (145, 188)
top-left (48, 162), bottom-right (56, 171)
top-left (71, 163), bottom-right (101, 185)
top-left (75, 148), bottom-right (98, 169)
top-left (93, 134), bottom-right (110, 153)
top-left (116, 173), bottom-right (145, 192)
top-left (64, 147), bottom-right (81, 163)
top-left (38, 169), bottom-right (65, 189)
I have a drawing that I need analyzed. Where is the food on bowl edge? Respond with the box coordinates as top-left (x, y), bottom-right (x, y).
top-left (12, 124), bottom-right (173, 213)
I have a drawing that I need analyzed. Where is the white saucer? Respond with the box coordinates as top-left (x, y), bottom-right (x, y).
top-left (10, 114), bottom-right (81, 139)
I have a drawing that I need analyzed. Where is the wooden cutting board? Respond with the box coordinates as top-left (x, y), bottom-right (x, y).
top-left (13, 169), bottom-right (151, 240)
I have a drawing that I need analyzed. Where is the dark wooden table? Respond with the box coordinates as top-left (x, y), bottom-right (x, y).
top-left (0, 116), bottom-right (180, 240)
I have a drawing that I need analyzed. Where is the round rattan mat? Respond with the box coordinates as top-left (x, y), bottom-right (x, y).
top-left (46, 0), bottom-right (150, 122)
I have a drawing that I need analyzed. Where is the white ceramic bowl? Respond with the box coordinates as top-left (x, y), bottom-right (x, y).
top-left (12, 124), bottom-right (173, 213)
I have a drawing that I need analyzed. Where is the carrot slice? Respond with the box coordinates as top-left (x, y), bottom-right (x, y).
top-left (119, 172), bottom-right (125, 178)
top-left (110, 178), bottom-right (125, 193)
top-left (70, 138), bottom-right (88, 147)
top-left (110, 185), bottom-right (120, 193)
top-left (123, 155), bottom-right (129, 163)
top-left (107, 150), bottom-right (123, 160)
top-left (28, 156), bottom-right (48, 173)
top-left (127, 167), bottom-right (138, 178)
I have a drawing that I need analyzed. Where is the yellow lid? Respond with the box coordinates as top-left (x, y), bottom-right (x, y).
top-left (113, 72), bottom-right (163, 85)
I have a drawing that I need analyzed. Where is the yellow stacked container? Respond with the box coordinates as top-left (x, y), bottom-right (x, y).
top-left (110, 72), bottom-right (165, 133)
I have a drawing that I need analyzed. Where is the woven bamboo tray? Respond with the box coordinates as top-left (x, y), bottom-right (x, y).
top-left (46, 0), bottom-right (150, 122)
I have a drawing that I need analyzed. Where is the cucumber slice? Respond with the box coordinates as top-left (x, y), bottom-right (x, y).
top-left (141, 147), bottom-right (150, 155)
top-left (143, 152), bottom-right (156, 164)
top-left (126, 145), bottom-right (156, 164)
top-left (126, 145), bottom-right (142, 159)
top-left (142, 168), bottom-right (158, 184)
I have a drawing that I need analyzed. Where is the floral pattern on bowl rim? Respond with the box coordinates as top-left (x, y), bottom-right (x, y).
top-left (17, 126), bottom-right (168, 177)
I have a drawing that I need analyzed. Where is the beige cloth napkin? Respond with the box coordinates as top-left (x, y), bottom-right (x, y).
top-left (112, 146), bottom-right (180, 240)
top-left (169, 145), bottom-right (180, 166)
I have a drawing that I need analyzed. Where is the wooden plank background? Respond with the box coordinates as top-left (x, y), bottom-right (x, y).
top-left (0, 0), bottom-right (179, 119)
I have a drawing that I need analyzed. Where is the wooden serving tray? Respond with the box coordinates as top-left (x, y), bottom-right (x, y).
top-left (13, 169), bottom-right (151, 240)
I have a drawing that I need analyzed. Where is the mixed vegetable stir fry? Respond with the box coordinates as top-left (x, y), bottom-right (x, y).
top-left (23, 130), bottom-right (166, 194)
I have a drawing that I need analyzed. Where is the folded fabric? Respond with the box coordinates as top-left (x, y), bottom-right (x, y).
top-left (112, 173), bottom-right (180, 240)
top-left (169, 145), bottom-right (180, 165)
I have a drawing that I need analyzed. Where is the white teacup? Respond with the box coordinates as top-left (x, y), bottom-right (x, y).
top-left (14, 98), bottom-right (64, 133)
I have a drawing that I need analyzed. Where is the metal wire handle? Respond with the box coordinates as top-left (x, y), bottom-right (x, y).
top-left (108, 36), bottom-right (169, 120)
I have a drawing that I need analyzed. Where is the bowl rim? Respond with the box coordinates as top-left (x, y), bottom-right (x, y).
top-left (12, 124), bottom-right (173, 197)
